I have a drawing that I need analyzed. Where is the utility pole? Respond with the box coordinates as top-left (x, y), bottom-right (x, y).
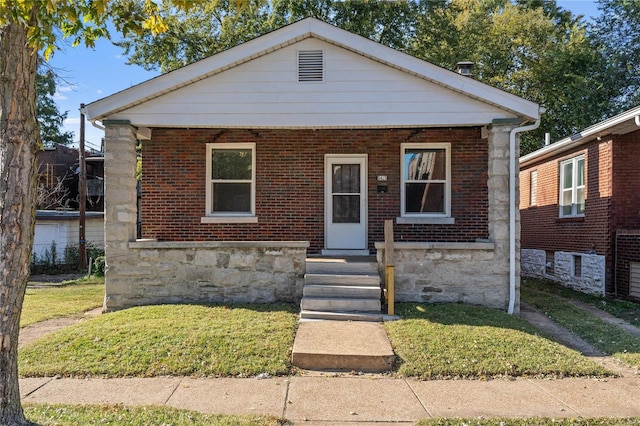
top-left (79, 104), bottom-right (87, 271)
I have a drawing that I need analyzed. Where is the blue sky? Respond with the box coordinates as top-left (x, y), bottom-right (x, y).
top-left (49, 1), bottom-right (601, 150)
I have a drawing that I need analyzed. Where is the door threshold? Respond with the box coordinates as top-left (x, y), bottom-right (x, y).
top-left (321, 249), bottom-right (370, 256)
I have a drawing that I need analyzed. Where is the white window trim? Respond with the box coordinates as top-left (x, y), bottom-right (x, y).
top-left (399, 142), bottom-right (452, 224)
top-left (202, 143), bottom-right (257, 223)
top-left (559, 155), bottom-right (585, 218)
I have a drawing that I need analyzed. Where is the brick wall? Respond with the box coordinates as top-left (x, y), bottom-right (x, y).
top-left (520, 138), bottom-right (613, 290)
top-left (141, 128), bottom-right (488, 253)
top-left (611, 130), bottom-right (640, 231)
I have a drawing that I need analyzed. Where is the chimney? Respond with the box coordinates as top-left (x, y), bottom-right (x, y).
top-left (455, 61), bottom-right (474, 77)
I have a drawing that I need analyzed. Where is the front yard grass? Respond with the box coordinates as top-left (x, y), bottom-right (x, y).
top-left (385, 303), bottom-right (610, 379)
top-left (19, 303), bottom-right (298, 378)
top-left (522, 278), bottom-right (640, 369)
top-left (21, 276), bottom-right (105, 327)
top-left (24, 404), bottom-right (286, 425)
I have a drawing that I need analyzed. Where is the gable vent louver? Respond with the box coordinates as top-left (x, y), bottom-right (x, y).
top-left (298, 50), bottom-right (324, 82)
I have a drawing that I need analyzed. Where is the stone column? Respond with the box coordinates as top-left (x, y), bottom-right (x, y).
top-left (487, 123), bottom-right (519, 312)
top-left (103, 121), bottom-right (138, 311)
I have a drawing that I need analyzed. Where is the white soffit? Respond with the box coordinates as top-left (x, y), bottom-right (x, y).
top-left (83, 18), bottom-right (539, 123)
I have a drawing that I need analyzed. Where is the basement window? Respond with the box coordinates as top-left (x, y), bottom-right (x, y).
top-left (298, 50), bottom-right (324, 83)
top-left (572, 254), bottom-right (582, 278)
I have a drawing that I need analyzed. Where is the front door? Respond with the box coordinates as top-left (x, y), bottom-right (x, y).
top-left (324, 155), bottom-right (367, 253)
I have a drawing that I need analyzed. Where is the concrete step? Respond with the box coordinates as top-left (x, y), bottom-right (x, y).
top-left (303, 284), bottom-right (381, 299)
top-left (304, 273), bottom-right (380, 286)
top-left (300, 310), bottom-right (384, 322)
top-left (306, 259), bottom-right (377, 275)
top-left (300, 297), bottom-right (381, 312)
top-left (291, 320), bottom-right (395, 372)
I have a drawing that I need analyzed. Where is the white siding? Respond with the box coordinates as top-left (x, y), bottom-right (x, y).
top-left (109, 39), bottom-right (514, 128)
top-left (33, 217), bottom-right (104, 263)
top-left (33, 224), bottom-right (62, 261)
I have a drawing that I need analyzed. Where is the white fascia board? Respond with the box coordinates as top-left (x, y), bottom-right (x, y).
top-left (84, 17), bottom-right (539, 123)
top-left (520, 104), bottom-right (640, 167)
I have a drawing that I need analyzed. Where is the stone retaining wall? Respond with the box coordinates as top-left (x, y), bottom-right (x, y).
top-left (104, 241), bottom-right (309, 311)
top-left (375, 241), bottom-right (509, 310)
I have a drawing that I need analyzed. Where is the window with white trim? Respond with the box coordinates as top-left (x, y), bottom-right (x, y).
top-left (559, 155), bottom-right (585, 218)
top-left (401, 143), bottom-right (451, 218)
top-left (205, 143), bottom-right (255, 217)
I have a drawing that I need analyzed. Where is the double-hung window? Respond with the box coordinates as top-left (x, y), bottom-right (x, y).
top-left (203, 143), bottom-right (257, 223)
top-left (559, 155), bottom-right (585, 218)
top-left (399, 143), bottom-right (452, 223)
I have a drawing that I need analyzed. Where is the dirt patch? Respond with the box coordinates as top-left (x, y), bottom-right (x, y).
top-left (19, 307), bottom-right (103, 348)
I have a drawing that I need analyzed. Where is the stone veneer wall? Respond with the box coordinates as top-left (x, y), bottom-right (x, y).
top-left (105, 241), bottom-right (308, 310)
top-left (521, 248), bottom-right (605, 296)
top-left (375, 242), bottom-right (507, 308)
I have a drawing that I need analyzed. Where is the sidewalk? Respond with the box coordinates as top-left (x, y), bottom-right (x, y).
top-left (20, 373), bottom-right (640, 424)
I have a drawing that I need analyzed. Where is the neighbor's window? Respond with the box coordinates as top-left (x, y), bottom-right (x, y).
top-left (559, 155), bottom-right (585, 218)
top-left (206, 143), bottom-right (255, 216)
top-left (401, 143), bottom-right (451, 217)
top-left (530, 170), bottom-right (538, 206)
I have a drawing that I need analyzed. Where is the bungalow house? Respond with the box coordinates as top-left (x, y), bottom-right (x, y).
top-left (83, 18), bottom-right (540, 314)
top-left (520, 106), bottom-right (640, 300)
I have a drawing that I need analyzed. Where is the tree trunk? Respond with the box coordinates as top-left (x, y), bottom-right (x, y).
top-left (0, 14), bottom-right (41, 426)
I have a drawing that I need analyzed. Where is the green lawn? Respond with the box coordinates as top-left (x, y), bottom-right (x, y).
top-left (522, 278), bottom-right (640, 369)
top-left (385, 303), bottom-right (610, 379)
top-left (19, 303), bottom-right (298, 378)
top-left (21, 276), bottom-right (104, 327)
top-left (24, 404), bottom-right (287, 425)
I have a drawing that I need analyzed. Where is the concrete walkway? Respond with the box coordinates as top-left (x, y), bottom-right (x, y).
top-left (19, 374), bottom-right (640, 424)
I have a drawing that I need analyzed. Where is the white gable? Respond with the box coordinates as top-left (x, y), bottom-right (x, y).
top-left (84, 18), bottom-right (539, 128)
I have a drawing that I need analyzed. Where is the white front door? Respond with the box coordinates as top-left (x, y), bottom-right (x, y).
top-left (324, 155), bottom-right (367, 253)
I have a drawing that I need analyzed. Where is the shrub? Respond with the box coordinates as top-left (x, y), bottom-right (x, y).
top-left (92, 256), bottom-right (106, 277)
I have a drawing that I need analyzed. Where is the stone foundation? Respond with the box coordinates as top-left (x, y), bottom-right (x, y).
top-left (521, 248), bottom-right (605, 296)
top-left (375, 241), bottom-right (510, 310)
top-left (104, 241), bottom-right (309, 311)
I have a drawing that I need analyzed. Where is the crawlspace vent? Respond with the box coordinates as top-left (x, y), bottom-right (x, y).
top-left (298, 50), bottom-right (324, 82)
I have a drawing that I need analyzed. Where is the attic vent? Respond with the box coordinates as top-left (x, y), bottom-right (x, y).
top-left (298, 50), bottom-right (324, 82)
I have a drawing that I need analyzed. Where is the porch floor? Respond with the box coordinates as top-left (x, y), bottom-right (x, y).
top-left (291, 320), bottom-right (395, 373)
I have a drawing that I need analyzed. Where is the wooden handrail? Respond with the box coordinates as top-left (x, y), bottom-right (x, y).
top-left (384, 219), bottom-right (395, 316)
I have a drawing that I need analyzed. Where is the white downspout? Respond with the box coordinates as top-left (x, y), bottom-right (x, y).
top-left (508, 117), bottom-right (541, 314)
top-left (635, 115), bottom-right (640, 127)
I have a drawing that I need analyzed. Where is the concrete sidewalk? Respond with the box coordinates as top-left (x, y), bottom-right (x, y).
top-left (20, 374), bottom-right (640, 424)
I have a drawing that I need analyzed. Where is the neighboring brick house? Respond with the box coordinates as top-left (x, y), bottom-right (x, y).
top-left (83, 18), bottom-right (540, 312)
top-left (520, 106), bottom-right (640, 300)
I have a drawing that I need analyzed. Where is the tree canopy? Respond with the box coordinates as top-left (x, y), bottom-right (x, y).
top-left (37, 65), bottom-right (75, 146)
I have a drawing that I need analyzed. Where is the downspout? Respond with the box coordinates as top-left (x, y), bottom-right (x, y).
top-left (508, 117), bottom-right (541, 314)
